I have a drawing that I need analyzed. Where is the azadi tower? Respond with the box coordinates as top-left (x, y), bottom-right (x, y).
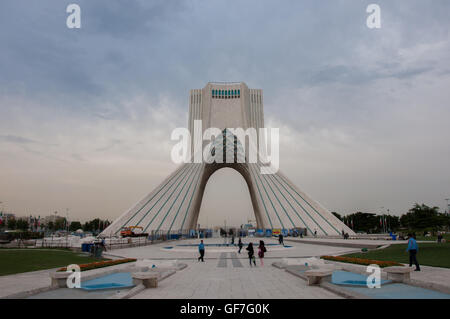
top-left (101, 82), bottom-right (354, 237)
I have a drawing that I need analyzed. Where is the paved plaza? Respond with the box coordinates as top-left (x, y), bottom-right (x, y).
top-left (2, 237), bottom-right (450, 299)
top-left (111, 237), bottom-right (352, 299)
top-left (132, 253), bottom-right (340, 299)
top-left (110, 237), bottom-right (358, 260)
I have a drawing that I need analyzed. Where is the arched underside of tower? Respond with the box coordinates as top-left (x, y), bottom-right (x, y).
top-left (101, 162), bottom-right (354, 237)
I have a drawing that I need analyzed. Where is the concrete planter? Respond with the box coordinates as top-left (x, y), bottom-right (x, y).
top-left (50, 272), bottom-right (72, 288)
top-left (132, 272), bottom-right (158, 288)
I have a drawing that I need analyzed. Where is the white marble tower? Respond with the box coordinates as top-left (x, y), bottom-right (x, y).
top-left (101, 82), bottom-right (354, 236)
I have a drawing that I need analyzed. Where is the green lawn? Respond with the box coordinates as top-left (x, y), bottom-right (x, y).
top-left (414, 234), bottom-right (450, 242)
top-left (344, 242), bottom-right (450, 269)
top-left (0, 249), bottom-right (108, 276)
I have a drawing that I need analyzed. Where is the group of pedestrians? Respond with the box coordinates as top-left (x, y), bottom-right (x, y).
top-left (198, 238), bottom-right (267, 267)
top-left (198, 233), bottom-right (421, 271)
top-left (245, 240), bottom-right (266, 266)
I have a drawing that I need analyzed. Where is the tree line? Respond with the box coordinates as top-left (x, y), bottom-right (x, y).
top-left (332, 203), bottom-right (450, 233)
top-left (2, 217), bottom-right (111, 233)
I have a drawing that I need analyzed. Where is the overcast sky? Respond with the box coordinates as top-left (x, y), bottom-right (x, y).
top-left (0, 0), bottom-right (449, 226)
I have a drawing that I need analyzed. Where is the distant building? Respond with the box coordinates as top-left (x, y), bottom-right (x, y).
top-left (43, 214), bottom-right (64, 224)
top-left (0, 213), bottom-right (15, 225)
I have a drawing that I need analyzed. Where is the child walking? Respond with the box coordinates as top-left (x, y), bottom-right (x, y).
top-left (246, 242), bottom-right (256, 267)
top-left (258, 240), bottom-right (267, 266)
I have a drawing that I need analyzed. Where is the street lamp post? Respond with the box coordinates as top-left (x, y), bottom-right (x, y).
top-left (387, 209), bottom-right (390, 233)
top-left (0, 201), bottom-right (3, 229)
top-left (66, 208), bottom-right (69, 232)
top-left (379, 207), bottom-right (384, 234)
top-left (53, 211), bottom-right (57, 235)
top-left (66, 208), bottom-right (69, 247)
top-left (224, 219), bottom-right (227, 244)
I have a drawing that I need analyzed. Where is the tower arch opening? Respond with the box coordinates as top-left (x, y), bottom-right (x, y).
top-left (197, 167), bottom-right (256, 229)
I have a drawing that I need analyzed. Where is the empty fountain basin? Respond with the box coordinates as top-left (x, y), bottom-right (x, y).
top-left (81, 272), bottom-right (134, 291)
top-left (332, 271), bottom-right (391, 286)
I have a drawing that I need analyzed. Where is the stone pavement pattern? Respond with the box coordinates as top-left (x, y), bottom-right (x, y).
top-left (132, 253), bottom-right (340, 299)
top-left (0, 268), bottom-right (54, 298)
top-left (111, 237), bottom-right (358, 260)
top-left (116, 237), bottom-right (354, 299)
top-left (2, 237), bottom-right (450, 299)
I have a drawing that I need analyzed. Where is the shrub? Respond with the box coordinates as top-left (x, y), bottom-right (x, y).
top-left (58, 258), bottom-right (136, 272)
top-left (321, 255), bottom-right (403, 268)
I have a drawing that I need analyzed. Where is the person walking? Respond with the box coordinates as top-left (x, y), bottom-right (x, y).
top-left (258, 240), bottom-right (267, 266)
top-left (278, 233), bottom-right (284, 246)
top-left (238, 237), bottom-right (243, 254)
top-left (406, 233), bottom-right (420, 271)
top-left (198, 240), bottom-right (205, 262)
top-left (246, 242), bottom-right (256, 267)
top-left (100, 238), bottom-right (107, 252)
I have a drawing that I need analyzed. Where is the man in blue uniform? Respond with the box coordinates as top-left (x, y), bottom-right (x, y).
top-left (198, 240), bottom-right (205, 262)
top-left (406, 233), bottom-right (420, 271)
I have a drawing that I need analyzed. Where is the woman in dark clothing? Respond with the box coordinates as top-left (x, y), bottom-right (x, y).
top-left (238, 237), bottom-right (243, 253)
top-left (258, 240), bottom-right (267, 266)
top-left (246, 242), bottom-right (256, 267)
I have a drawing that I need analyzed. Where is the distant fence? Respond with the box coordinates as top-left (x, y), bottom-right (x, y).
top-left (1, 228), bottom-right (311, 250)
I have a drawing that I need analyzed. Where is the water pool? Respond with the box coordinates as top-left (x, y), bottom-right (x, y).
top-left (345, 283), bottom-right (450, 299)
top-left (332, 271), bottom-right (391, 287)
top-left (330, 271), bottom-right (450, 299)
top-left (81, 272), bottom-right (134, 291)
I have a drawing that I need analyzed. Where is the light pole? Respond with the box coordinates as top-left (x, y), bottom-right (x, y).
top-left (54, 211), bottom-right (57, 234)
top-left (379, 207), bottom-right (384, 233)
top-left (224, 219), bottom-right (227, 243)
top-left (65, 208), bottom-right (69, 247)
top-left (0, 201), bottom-right (3, 229)
top-left (66, 208), bottom-right (69, 232)
top-left (387, 209), bottom-right (390, 233)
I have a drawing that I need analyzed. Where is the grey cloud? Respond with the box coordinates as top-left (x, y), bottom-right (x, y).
top-left (0, 134), bottom-right (58, 147)
top-left (388, 67), bottom-right (430, 80)
top-left (0, 0), bottom-right (450, 221)
top-left (0, 135), bottom-right (40, 145)
top-left (95, 139), bottom-right (123, 152)
top-left (71, 153), bottom-right (86, 162)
